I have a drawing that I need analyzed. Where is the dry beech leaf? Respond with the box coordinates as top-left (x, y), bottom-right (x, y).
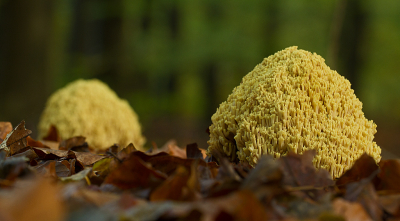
top-left (32, 147), bottom-right (104, 166)
top-left (332, 198), bottom-right (372, 221)
top-left (336, 153), bottom-right (379, 189)
top-left (376, 159), bottom-right (400, 193)
top-left (132, 151), bottom-right (218, 177)
top-left (156, 139), bottom-right (187, 159)
top-left (280, 150), bottom-right (333, 188)
top-left (74, 188), bottom-right (120, 207)
top-left (279, 150), bottom-right (334, 202)
top-left (103, 154), bottom-right (167, 189)
top-left (0, 122), bottom-right (12, 141)
top-left (118, 143), bottom-right (137, 160)
top-left (378, 194), bottom-right (400, 217)
top-left (165, 189), bottom-right (271, 220)
top-left (43, 125), bottom-right (61, 142)
top-left (150, 164), bottom-right (201, 202)
top-left (59, 136), bottom-right (87, 151)
top-left (186, 143), bottom-right (203, 160)
top-left (0, 178), bottom-right (65, 221)
top-left (67, 150), bottom-right (105, 166)
top-left (0, 121), bottom-right (32, 155)
top-left (33, 147), bottom-right (68, 160)
top-left (27, 136), bottom-right (46, 148)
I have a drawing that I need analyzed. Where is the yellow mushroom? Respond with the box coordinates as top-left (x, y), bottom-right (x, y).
top-left (207, 46), bottom-right (381, 178)
top-left (38, 79), bottom-right (145, 150)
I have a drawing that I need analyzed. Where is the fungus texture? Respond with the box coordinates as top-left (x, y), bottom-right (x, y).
top-left (207, 46), bottom-right (381, 178)
top-left (38, 79), bottom-right (145, 150)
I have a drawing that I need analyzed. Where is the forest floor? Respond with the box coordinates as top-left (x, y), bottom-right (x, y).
top-left (0, 121), bottom-right (399, 221)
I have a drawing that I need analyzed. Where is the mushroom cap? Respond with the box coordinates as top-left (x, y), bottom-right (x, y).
top-left (38, 79), bottom-right (145, 150)
top-left (207, 46), bottom-right (381, 178)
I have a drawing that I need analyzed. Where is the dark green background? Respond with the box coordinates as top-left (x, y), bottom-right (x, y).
top-left (1, 0), bottom-right (399, 157)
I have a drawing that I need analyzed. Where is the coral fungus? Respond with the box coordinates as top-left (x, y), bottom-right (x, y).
top-left (38, 79), bottom-right (145, 150)
top-left (207, 46), bottom-right (381, 178)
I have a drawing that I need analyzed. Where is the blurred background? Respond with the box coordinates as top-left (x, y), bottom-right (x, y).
top-left (0, 0), bottom-right (399, 157)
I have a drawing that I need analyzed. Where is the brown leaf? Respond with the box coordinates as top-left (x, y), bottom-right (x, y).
top-left (0, 122), bottom-right (12, 141)
top-left (150, 164), bottom-right (201, 201)
top-left (280, 150), bottom-right (333, 188)
top-left (73, 188), bottom-right (120, 207)
top-left (1, 121), bottom-right (32, 155)
top-left (376, 159), bottom-right (400, 193)
top-left (165, 189), bottom-right (271, 220)
top-left (68, 150), bottom-right (105, 166)
top-left (117, 143), bottom-right (137, 160)
top-left (42, 125), bottom-right (61, 142)
top-left (332, 198), bottom-right (373, 221)
top-left (68, 158), bottom-right (76, 176)
top-left (32, 147), bottom-right (68, 160)
top-left (156, 139), bottom-right (187, 159)
top-left (103, 154), bottom-right (167, 190)
top-left (336, 153), bottom-right (379, 188)
top-left (9, 148), bottom-right (39, 162)
top-left (278, 150), bottom-right (334, 202)
top-left (186, 143), bottom-right (204, 159)
top-left (35, 161), bottom-right (57, 179)
top-left (0, 178), bottom-right (65, 221)
top-left (40, 140), bottom-right (60, 150)
top-left (27, 136), bottom-right (46, 148)
top-left (55, 160), bottom-right (71, 177)
top-left (59, 136), bottom-right (88, 151)
top-left (378, 194), bottom-right (400, 217)
top-left (132, 151), bottom-right (218, 177)
top-left (241, 155), bottom-right (282, 192)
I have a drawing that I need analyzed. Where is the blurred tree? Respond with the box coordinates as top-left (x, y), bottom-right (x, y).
top-left (328, 0), bottom-right (367, 96)
top-left (0, 0), bottom-right (70, 132)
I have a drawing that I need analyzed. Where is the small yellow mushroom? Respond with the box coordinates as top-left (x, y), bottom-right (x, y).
top-left (38, 79), bottom-right (146, 150)
top-left (207, 46), bottom-right (381, 178)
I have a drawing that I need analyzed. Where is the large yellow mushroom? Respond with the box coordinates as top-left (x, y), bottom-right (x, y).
top-left (38, 79), bottom-right (145, 150)
top-left (207, 46), bottom-right (381, 178)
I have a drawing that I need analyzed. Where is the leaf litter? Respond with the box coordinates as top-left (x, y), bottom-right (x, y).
top-left (1, 121), bottom-right (400, 220)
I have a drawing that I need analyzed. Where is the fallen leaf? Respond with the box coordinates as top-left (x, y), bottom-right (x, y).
top-left (241, 154), bottom-right (281, 190)
top-left (60, 168), bottom-right (92, 183)
top-left (40, 140), bottom-right (60, 150)
top-left (75, 188), bottom-right (120, 207)
top-left (165, 189), bottom-right (271, 220)
top-left (156, 139), bottom-right (187, 159)
top-left (68, 150), bottom-right (105, 166)
top-left (279, 150), bottom-right (334, 201)
top-left (59, 136), bottom-right (88, 151)
top-left (378, 194), bottom-right (400, 217)
top-left (0, 122), bottom-right (12, 140)
top-left (332, 198), bottom-right (373, 221)
top-left (336, 153), bottom-right (379, 189)
top-left (280, 150), bottom-right (333, 188)
top-left (27, 136), bottom-right (46, 148)
top-left (132, 151), bottom-right (218, 177)
top-left (103, 154), bottom-right (167, 190)
top-left (117, 143), bottom-right (137, 160)
top-left (42, 125), bottom-right (61, 142)
top-left (0, 177), bottom-right (65, 221)
top-left (150, 164), bottom-right (200, 201)
top-left (376, 159), bottom-right (400, 193)
top-left (9, 148), bottom-right (39, 163)
top-left (35, 161), bottom-right (57, 179)
top-left (0, 121), bottom-right (32, 155)
top-left (33, 147), bottom-right (68, 160)
top-left (186, 143), bottom-right (203, 159)
top-left (0, 155), bottom-right (32, 184)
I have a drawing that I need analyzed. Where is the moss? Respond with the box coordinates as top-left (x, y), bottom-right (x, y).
top-left (207, 46), bottom-right (381, 178)
top-left (38, 79), bottom-right (145, 150)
